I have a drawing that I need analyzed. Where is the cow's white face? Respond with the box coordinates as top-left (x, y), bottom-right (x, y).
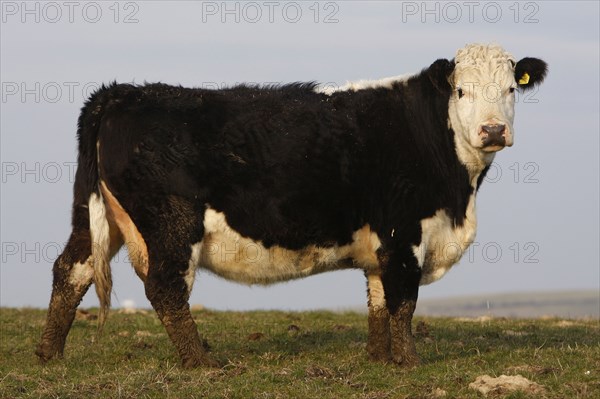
top-left (446, 44), bottom-right (547, 174)
top-left (448, 45), bottom-right (517, 170)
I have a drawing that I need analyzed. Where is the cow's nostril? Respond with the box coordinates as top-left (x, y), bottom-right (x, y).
top-left (481, 124), bottom-right (506, 135)
top-left (481, 124), bottom-right (507, 149)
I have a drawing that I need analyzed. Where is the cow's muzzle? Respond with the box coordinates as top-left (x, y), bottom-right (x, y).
top-left (480, 124), bottom-right (507, 151)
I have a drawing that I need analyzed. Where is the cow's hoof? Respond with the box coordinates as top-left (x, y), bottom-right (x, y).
top-left (35, 349), bottom-right (50, 364)
top-left (181, 354), bottom-right (221, 369)
top-left (35, 343), bottom-right (61, 364)
top-left (391, 353), bottom-right (421, 368)
top-left (367, 350), bottom-right (392, 363)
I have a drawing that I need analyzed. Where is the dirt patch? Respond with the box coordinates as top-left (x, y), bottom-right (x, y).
top-left (505, 364), bottom-right (558, 375)
top-left (304, 365), bottom-right (367, 390)
top-left (247, 332), bottom-right (265, 341)
top-left (306, 365), bottom-right (335, 379)
top-left (415, 320), bottom-right (431, 338)
top-left (75, 309), bottom-right (97, 321)
top-left (132, 341), bottom-right (153, 350)
top-left (555, 320), bottom-right (579, 327)
top-left (429, 387), bottom-right (447, 398)
top-left (332, 324), bottom-right (351, 332)
top-left (469, 374), bottom-right (546, 396)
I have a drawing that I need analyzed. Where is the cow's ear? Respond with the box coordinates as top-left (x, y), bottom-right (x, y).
top-left (427, 58), bottom-right (455, 93)
top-left (515, 57), bottom-right (547, 91)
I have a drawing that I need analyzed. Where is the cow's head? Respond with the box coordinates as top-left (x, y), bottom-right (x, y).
top-left (429, 44), bottom-right (547, 169)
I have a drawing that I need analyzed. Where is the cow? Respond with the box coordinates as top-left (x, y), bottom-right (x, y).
top-left (36, 44), bottom-right (547, 368)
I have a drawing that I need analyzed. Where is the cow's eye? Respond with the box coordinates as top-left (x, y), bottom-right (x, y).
top-left (509, 87), bottom-right (515, 93)
top-left (457, 88), bottom-right (464, 98)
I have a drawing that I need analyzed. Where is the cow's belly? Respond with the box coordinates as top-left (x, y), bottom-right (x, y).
top-left (192, 209), bottom-right (382, 285)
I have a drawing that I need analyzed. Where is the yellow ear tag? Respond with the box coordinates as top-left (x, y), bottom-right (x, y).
top-left (518, 72), bottom-right (530, 85)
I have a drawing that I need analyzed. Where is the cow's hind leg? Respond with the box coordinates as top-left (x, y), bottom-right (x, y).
top-left (36, 211), bottom-right (121, 363)
top-left (36, 227), bottom-right (93, 362)
top-left (142, 198), bottom-right (218, 368)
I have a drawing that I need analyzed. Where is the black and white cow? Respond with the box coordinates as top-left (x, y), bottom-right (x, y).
top-left (37, 44), bottom-right (547, 368)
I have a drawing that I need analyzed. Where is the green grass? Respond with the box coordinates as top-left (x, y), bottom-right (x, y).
top-left (1, 308), bottom-right (599, 398)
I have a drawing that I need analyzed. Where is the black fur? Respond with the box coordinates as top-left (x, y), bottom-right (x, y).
top-left (515, 57), bottom-right (548, 90)
top-left (77, 61), bottom-right (472, 263)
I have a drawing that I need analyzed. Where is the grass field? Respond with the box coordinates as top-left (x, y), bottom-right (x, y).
top-left (1, 308), bottom-right (598, 398)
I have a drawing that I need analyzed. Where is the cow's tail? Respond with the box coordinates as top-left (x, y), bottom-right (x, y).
top-left (89, 190), bottom-right (112, 332)
top-left (75, 83), bottom-right (116, 332)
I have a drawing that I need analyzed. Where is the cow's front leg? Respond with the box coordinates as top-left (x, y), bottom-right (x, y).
top-left (381, 255), bottom-right (421, 368)
top-left (141, 198), bottom-right (219, 369)
top-left (145, 253), bottom-right (219, 369)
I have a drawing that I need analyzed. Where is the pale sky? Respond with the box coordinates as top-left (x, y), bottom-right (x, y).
top-left (1, 1), bottom-right (598, 311)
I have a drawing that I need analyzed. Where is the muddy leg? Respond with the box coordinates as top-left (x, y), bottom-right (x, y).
top-left (145, 255), bottom-right (218, 369)
top-left (141, 198), bottom-right (218, 368)
top-left (381, 257), bottom-right (421, 368)
top-left (36, 204), bottom-right (122, 363)
top-left (36, 230), bottom-right (93, 362)
top-left (366, 272), bottom-right (391, 362)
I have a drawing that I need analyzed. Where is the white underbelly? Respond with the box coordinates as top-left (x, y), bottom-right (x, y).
top-left (192, 209), bottom-right (382, 285)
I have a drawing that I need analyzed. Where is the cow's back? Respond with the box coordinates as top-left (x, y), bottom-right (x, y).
top-left (95, 83), bottom-right (369, 251)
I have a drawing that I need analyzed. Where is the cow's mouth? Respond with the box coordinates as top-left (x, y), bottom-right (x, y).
top-left (481, 135), bottom-right (506, 152)
top-left (482, 134), bottom-right (506, 147)
top-left (481, 144), bottom-right (506, 152)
